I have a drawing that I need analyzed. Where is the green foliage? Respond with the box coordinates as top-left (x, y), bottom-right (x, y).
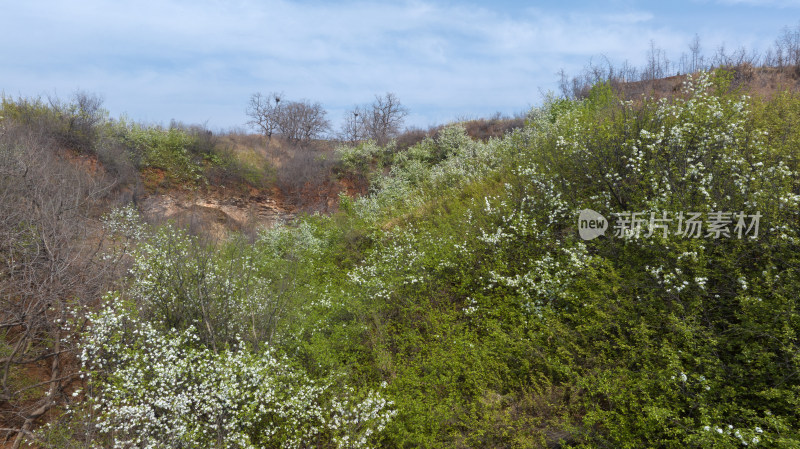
top-left (0, 92), bottom-right (108, 153)
top-left (76, 300), bottom-right (395, 448)
top-left (60, 72), bottom-right (800, 447)
top-left (0, 95), bottom-right (277, 191)
top-left (210, 146), bottom-right (274, 188)
top-left (335, 140), bottom-right (387, 175)
top-left (67, 209), bottom-right (395, 448)
top-left (104, 210), bottom-right (329, 350)
top-left (0, 96), bottom-right (57, 127)
top-left (320, 71), bottom-right (800, 447)
top-left (584, 80), bottom-right (616, 111)
top-left (114, 121), bottom-right (204, 184)
top-left (709, 67), bottom-right (737, 95)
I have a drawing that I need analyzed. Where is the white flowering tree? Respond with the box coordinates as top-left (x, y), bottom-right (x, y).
top-left (74, 301), bottom-right (394, 449)
top-left (49, 207), bottom-right (396, 448)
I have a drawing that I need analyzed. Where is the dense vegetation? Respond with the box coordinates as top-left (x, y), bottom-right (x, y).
top-left (3, 62), bottom-right (800, 446)
top-left (14, 68), bottom-right (797, 447)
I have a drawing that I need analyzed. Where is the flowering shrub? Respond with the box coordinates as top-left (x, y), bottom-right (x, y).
top-left (348, 123), bottom-right (512, 222)
top-left (509, 72), bottom-right (800, 446)
top-left (78, 301), bottom-right (395, 448)
top-left (39, 70), bottom-right (800, 448)
top-left (335, 140), bottom-right (387, 175)
top-left (63, 206), bottom-right (402, 448)
top-left (102, 206), bottom-right (333, 350)
top-left (317, 70), bottom-right (800, 447)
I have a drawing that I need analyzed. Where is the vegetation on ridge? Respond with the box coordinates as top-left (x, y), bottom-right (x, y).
top-left (2, 27), bottom-right (800, 448)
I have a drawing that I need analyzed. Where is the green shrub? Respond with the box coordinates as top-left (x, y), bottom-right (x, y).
top-left (1, 92), bottom-right (107, 154)
top-left (77, 300), bottom-right (395, 449)
top-left (59, 71), bottom-right (800, 447)
top-left (119, 123), bottom-right (203, 183)
top-left (325, 72), bottom-right (800, 446)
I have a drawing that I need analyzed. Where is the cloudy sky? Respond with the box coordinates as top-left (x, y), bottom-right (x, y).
top-left (2, 0), bottom-right (799, 132)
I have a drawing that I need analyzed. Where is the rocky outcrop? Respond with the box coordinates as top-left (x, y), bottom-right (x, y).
top-left (139, 190), bottom-right (294, 238)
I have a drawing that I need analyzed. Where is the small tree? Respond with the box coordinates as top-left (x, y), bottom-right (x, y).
top-left (247, 93), bottom-right (330, 146)
top-left (365, 93), bottom-right (408, 146)
top-left (246, 92), bottom-right (283, 141)
top-left (774, 23), bottom-right (800, 67)
top-left (340, 106), bottom-right (367, 145)
top-left (643, 40), bottom-right (670, 82)
top-left (276, 99), bottom-right (331, 145)
top-left (0, 119), bottom-right (123, 447)
top-left (689, 33), bottom-right (704, 73)
top-left (341, 93), bottom-right (408, 146)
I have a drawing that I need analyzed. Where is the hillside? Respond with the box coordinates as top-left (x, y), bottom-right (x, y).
top-left (1, 66), bottom-right (800, 448)
top-left (566, 61), bottom-right (800, 102)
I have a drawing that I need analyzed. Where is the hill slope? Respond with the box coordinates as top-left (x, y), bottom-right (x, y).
top-left (42, 69), bottom-right (800, 448)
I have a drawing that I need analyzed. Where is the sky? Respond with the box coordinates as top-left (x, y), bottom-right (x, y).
top-left (2, 0), bottom-right (799, 133)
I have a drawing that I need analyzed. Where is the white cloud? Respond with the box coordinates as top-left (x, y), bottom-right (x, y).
top-left (715, 0), bottom-right (800, 6)
top-left (0, 0), bottom-right (784, 129)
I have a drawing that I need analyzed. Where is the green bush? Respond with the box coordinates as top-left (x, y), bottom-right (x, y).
top-left (77, 300), bottom-right (395, 449)
top-left (58, 72), bottom-right (800, 447)
top-left (323, 72), bottom-right (800, 446)
top-left (1, 92), bottom-right (107, 154)
top-left (116, 122), bottom-right (203, 183)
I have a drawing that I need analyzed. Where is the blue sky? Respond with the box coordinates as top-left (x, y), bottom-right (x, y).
top-left (2, 0), bottom-right (799, 132)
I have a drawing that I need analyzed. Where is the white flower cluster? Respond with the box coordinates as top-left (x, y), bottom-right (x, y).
top-left (347, 226), bottom-right (433, 302)
top-left (702, 423), bottom-right (764, 446)
top-left (348, 124), bottom-right (513, 223)
top-left (126, 222), bottom-right (317, 346)
top-left (102, 204), bottom-right (147, 241)
top-left (334, 140), bottom-right (385, 172)
top-left (646, 264), bottom-right (711, 295)
top-left (79, 302), bottom-right (396, 448)
top-left (488, 244), bottom-right (589, 316)
top-left (670, 370), bottom-right (711, 391)
top-left (257, 219), bottom-right (326, 258)
top-left (545, 71), bottom-right (798, 221)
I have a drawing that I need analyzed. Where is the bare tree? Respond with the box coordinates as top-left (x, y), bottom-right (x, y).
top-left (246, 92), bottom-right (283, 141)
top-left (772, 23), bottom-right (800, 67)
top-left (339, 94), bottom-right (408, 146)
top-left (557, 56), bottom-right (636, 100)
top-left (689, 34), bottom-right (704, 73)
top-left (557, 69), bottom-right (572, 99)
top-left (643, 40), bottom-right (670, 82)
top-left (0, 121), bottom-right (122, 447)
top-left (247, 93), bottom-right (330, 146)
top-left (46, 91), bottom-right (107, 153)
top-left (275, 99), bottom-right (331, 145)
top-left (339, 106), bottom-right (367, 145)
top-left (363, 93), bottom-right (409, 146)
